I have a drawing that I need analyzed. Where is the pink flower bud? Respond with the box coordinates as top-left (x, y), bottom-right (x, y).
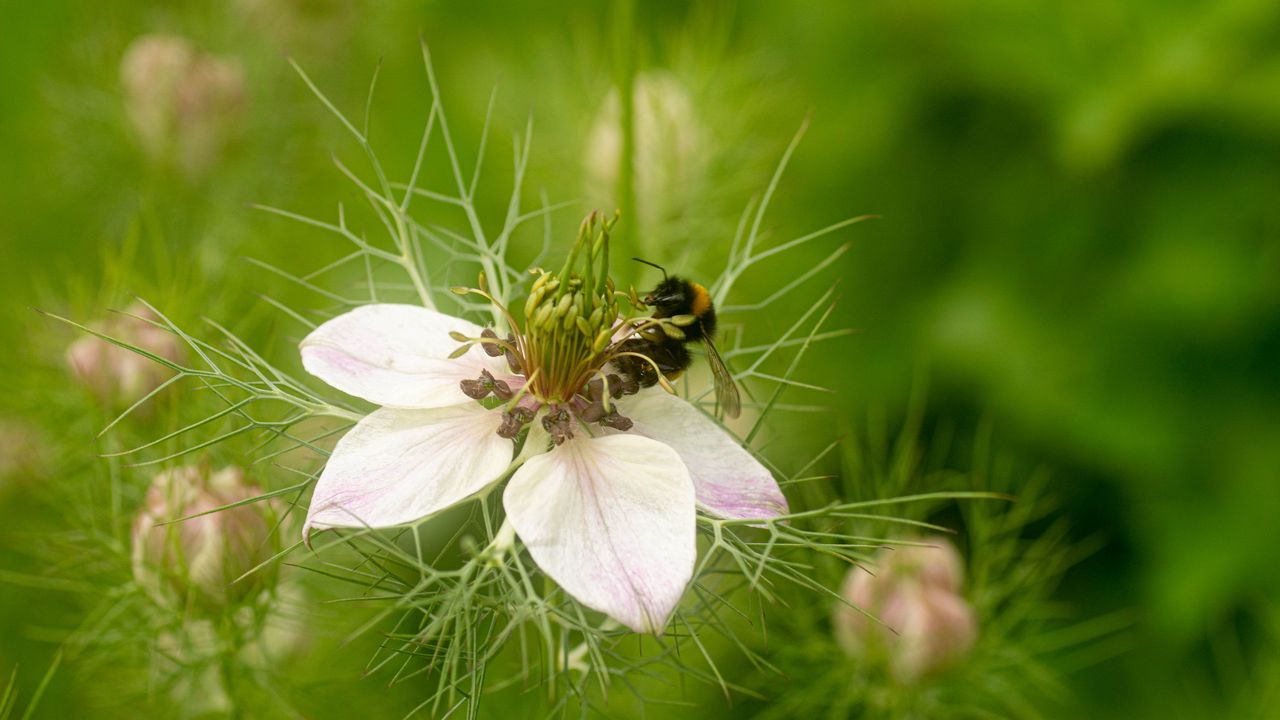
top-left (131, 465), bottom-right (276, 608)
top-left (882, 535), bottom-right (966, 593)
top-left (66, 302), bottom-right (184, 404)
top-left (834, 537), bottom-right (978, 681)
top-left (120, 34), bottom-right (245, 179)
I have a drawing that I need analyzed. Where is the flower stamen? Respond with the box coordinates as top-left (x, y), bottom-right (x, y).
top-left (498, 406), bottom-right (536, 439)
top-left (459, 369), bottom-right (514, 401)
top-left (453, 210), bottom-right (659, 441)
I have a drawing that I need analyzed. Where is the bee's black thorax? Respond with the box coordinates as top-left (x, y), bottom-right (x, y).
top-left (618, 269), bottom-right (740, 417)
top-left (614, 275), bottom-right (720, 389)
top-left (644, 276), bottom-right (717, 342)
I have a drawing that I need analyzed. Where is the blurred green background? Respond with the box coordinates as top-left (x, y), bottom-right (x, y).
top-left (2, 1), bottom-right (1278, 717)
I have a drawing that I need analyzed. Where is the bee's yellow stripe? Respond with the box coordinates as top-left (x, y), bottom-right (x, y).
top-left (690, 283), bottom-right (712, 317)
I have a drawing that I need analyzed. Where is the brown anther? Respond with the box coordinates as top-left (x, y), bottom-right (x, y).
top-left (480, 328), bottom-right (504, 357)
top-left (460, 369), bottom-right (509, 401)
top-left (497, 406), bottom-right (535, 439)
top-left (504, 333), bottom-right (523, 374)
top-left (578, 399), bottom-right (606, 423)
top-left (605, 373), bottom-right (624, 399)
top-left (541, 406), bottom-right (575, 445)
top-left (491, 377), bottom-right (514, 401)
top-left (460, 378), bottom-right (490, 400)
top-left (600, 410), bottom-right (633, 432)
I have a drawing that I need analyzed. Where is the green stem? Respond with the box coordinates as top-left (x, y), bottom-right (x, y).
top-left (220, 615), bottom-right (243, 720)
top-left (614, 0), bottom-right (638, 274)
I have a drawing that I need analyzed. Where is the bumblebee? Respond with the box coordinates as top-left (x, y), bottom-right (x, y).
top-left (615, 260), bottom-right (741, 418)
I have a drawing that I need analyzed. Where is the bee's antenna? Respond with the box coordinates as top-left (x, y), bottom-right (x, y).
top-left (632, 257), bottom-right (668, 280)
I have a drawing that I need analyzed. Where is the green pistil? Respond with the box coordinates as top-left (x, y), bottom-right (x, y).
top-left (521, 211), bottom-right (622, 404)
top-left (454, 211), bottom-right (644, 444)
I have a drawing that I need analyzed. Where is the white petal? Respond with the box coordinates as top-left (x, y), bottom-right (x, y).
top-left (301, 303), bottom-right (512, 409)
top-left (503, 434), bottom-right (695, 634)
top-left (305, 404), bottom-right (512, 537)
top-left (621, 389), bottom-right (789, 520)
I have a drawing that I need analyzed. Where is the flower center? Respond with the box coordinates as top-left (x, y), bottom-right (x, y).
top-left (453, 211), bottom-right (651, 444)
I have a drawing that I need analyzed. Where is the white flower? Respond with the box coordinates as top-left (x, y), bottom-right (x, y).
top-left (833, 537), bottom-right (978, 681)
top-left (299, 293), bottom-right (788, 633)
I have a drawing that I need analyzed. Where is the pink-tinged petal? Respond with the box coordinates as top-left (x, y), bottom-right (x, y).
top-left (503, 434), bottom-right (695, 634)
top-left (301, 303), bottom-right (512, 409)
top-left (622, 389), bottom-right (788, 520)
top-left (305, 404), bottom-right (511, 538)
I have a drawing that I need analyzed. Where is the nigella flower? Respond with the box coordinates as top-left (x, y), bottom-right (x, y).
top-left (300, 213), bottom-right (788, 633)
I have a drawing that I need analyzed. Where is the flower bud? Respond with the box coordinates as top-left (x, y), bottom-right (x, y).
top-left (833, 537), bottom-right (977, 682)
top-left (120, 34), bottom-right (245, 180)
top-left (584, 72), bottom-right (708, 254)
top-left (880, 535), bottom-right (966, 594)
top-left (131, 465), bottom-right (277, 609)
top-left (66, 302), bottom-right (184, 404)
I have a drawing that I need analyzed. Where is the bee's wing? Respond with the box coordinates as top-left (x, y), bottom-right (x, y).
top-left (702, 337), bottom-right (741, 419)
